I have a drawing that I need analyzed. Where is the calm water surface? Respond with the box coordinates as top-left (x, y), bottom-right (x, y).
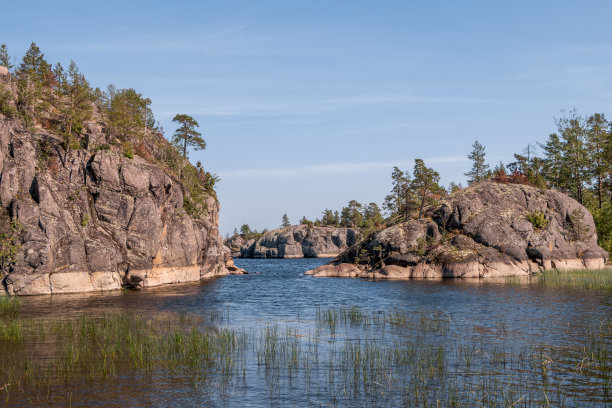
top-left (9, 258), bottom-right (612, 407)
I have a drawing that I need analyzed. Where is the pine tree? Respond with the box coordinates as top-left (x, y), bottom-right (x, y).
top-left (586, 113), bottom-right (610, 208)
top-left (340, 200), bottom-right (363, 228)
top-left (411, 159), bottom-right (443, 219)
top-left (0, 44), bottom-right (12, 69)
top-left (465, 140), bottom-right (490, 184)
top-left (448, 182), bottom-right (463, 193)
top-left (363, 202), bottom-right (384, 229)
top-left (321, 209), bottom-right (336, 226)
top-left (108, 88), bottom-right (151, 140)
top-left (240, 224), bottom-right (252, 236)
top-left (56, 60), bottom-right (92, 159)
top-left (16, 42), bottom-right (50, 127)
top-left (172, 114), bottom-right (205, 159)
top-left (384, 166), bottom-right (411, 221)
top-left (540, 133), bottom-right (565, 190)
top-left (281, 214), bottom-right (291, 228)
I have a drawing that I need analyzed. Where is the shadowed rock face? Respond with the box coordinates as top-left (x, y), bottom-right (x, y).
top-left (233, 225), bottom-right (361, 259)
top-left (306, 181), bottom-right (608, 279)
top-left (0, 91), bottom-right (243, 296)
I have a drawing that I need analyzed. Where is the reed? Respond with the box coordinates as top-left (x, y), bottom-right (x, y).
top-left (0, 295), bottom-right (20, 318)
top-left (537, 268), bottom-right (612, 291)
top-left (0, 306), bottom-right (609, 406)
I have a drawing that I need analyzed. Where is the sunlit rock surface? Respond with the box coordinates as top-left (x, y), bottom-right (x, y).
top-left (307, 181), bottom-right (608, 279)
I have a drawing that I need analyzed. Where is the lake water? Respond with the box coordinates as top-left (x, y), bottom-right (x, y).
top-left (5, 258), bottom-right (612, 407)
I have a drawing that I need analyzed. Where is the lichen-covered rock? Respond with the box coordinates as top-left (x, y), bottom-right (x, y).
top-left (232, 225), bottom-right (361, 258)
top-left (306, 181), bottom-right (608, 279)
top-left (0, 103), bottom-right (243, 296)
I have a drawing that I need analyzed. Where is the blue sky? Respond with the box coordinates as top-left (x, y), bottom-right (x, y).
top-left (2, 1), bottom-right (611, 235)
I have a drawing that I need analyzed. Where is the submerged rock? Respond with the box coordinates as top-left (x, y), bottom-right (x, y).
top-left (231, 225), bottom-right (361, 258)
top-left (306, 181), bottom-right (608, 279)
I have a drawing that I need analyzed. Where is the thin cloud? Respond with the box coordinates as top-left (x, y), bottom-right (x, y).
top-left (156, 94), bottom-right (520, 118)
top-left (218, 156), bottom-right (468, 179)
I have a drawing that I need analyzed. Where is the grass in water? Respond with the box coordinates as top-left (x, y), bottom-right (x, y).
top-left (0, 296), bottom-right (20, 318)
top-left (0, 305), bottom-right (609, 406)
top-left (537, 268), bottom-right (612, 291)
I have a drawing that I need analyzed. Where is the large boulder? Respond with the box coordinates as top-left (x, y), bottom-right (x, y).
top-left (306, 181), bottom-right (608, 279)
top-left (232, 225), bottom-right (361, 258)
top-left (0, 105), bottom-right (243, 296)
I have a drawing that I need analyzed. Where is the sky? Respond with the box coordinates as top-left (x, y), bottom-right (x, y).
top-left (2, 1), bottom-right (612, 235)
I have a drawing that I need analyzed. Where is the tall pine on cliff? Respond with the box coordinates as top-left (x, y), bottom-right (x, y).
top-left (54, 60), bottom-right (93, 158)
top-left (16, 42), bottom-right (50, 127)
top-left (465, 140), bottom-right (490, 185)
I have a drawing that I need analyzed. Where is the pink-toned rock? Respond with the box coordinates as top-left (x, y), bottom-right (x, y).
top-left (305, 263), bottom-right (362, 277)
top-left (307, 181), bottom-right (608, 281)
top-left (0, 87), bottom-right (241, 295)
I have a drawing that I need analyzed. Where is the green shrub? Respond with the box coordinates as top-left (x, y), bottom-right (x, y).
top-left (68, 137), bottom-right (81, 151)
top-left (527, 211), bottom-right (549, 230)
top-left (80, 214), bottom-right (89, 227)
top-left (0, 217), bottom-right (22, 279)
top-left (592, 203), bottom-right (612, 253)
top-left (0, 85), bottom-right (16, 118)
top-left (122, 142), bottom-right (133, 159)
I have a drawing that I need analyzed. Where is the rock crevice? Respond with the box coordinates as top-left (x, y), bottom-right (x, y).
top-left (0, 104), bottom-right (243, 296)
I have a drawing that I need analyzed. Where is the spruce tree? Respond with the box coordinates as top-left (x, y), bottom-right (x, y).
top-left (465, 140), bottom-right (490, 184)
top-left (172, 114), bottom-right (205, 159)
top-left (281, 214), bottom-right (291, 228)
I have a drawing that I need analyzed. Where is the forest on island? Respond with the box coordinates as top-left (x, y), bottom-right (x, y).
top-left (235, 112), bottom-right (611, 253)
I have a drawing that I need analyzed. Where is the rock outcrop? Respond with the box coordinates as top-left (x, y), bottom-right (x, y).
top-left (224, 234), bottom-right (246, 257)
top-left (306, 181), bottom-right (608, 279)
top-left (0, 74), bottom-right (244, 296)
top-left (233, 225), bottom-right (361, 258)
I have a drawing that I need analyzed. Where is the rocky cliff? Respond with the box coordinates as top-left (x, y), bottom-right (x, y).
top-left (232, 225), bottom-right (361, 258)
top-left (0, 71), bottom-right (243, 296)
top-left (306, 181), bottom-right (608, 279)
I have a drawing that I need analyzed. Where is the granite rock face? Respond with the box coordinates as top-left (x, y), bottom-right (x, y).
top-left (234, 225), bottom-right (361, 258)
top-left (306, 182), bottom-right (608, 279)
top-left (0, 78), bottom-right (243, 295)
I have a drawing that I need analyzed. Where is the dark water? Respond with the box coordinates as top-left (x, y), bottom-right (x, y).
top-left (8, 258), bottom-right (612, 407)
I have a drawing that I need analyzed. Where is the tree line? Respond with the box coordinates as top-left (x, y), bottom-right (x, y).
top-left (0, 42), bottom-right (214, 218)
top-left (231, 110), bottom-right (610, 252)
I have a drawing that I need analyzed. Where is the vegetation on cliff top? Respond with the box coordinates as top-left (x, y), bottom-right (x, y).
top-left (230, 110), bottom-right (611, 254)
top-left (0, 42), bottom-right (218, 220)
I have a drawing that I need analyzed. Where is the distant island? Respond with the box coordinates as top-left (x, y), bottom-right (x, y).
top-left (225, 225), bottom-right (360, 258)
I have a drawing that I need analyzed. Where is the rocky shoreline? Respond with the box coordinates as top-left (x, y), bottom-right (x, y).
top-left (227, 225), bottom-right (360, 259)
top-left (306, 182), bottom-right (608, 279)
top-left (0, 70), bottom-right (244, 296)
